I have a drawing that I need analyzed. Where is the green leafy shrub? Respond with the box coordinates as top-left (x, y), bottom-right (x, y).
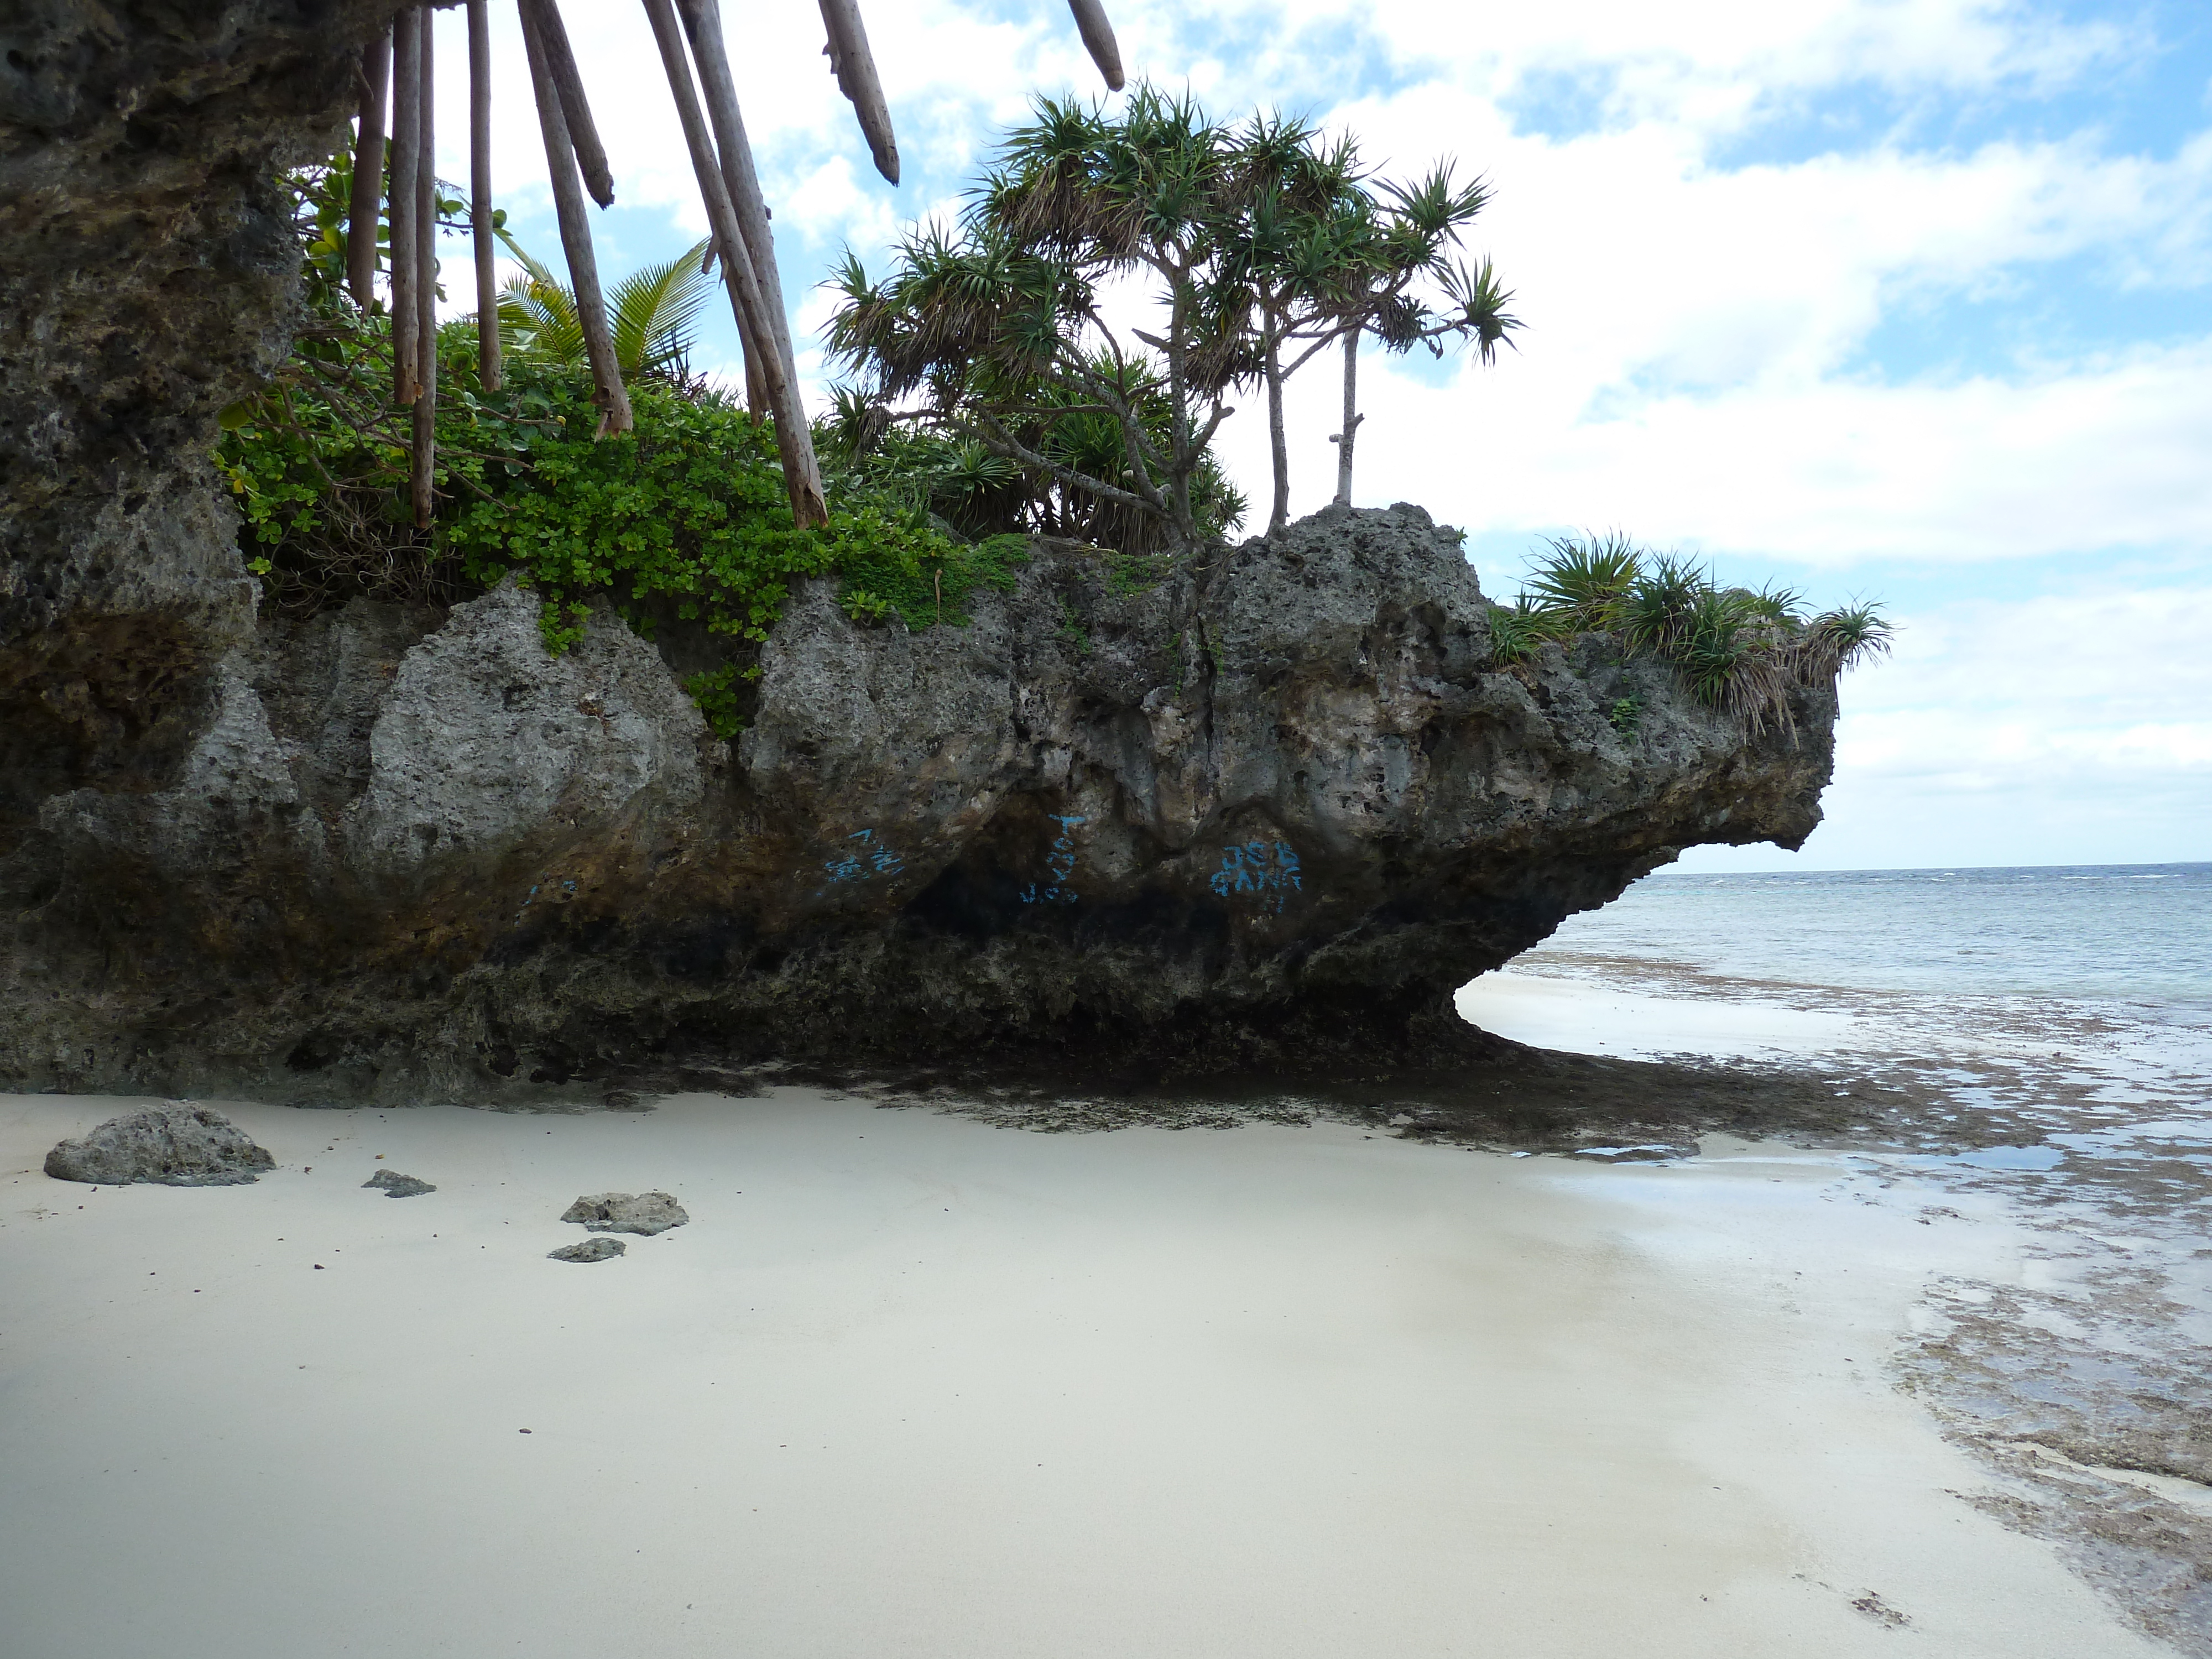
top-left (218, 148), bottom-right (1044, 736)
top-left (435, 372), bottom-right (1029, 658)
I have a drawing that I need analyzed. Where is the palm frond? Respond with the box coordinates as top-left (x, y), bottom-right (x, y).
top-left (605, 239), bottom-right (715, 379)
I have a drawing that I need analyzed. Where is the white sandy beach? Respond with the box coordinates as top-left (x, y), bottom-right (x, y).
top-left (0, 1077), bottom-right (2171, 1659)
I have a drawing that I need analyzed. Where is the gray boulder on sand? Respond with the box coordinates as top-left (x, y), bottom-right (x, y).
top-left (549, 1237), bottom-right (625, 1263)
top-left (44, 1103), bottom-right (276, 1186)
top-left (561, 1192), bottom-right (688, 1235)
top-left (363, 1170), bottom-right (435, 1197)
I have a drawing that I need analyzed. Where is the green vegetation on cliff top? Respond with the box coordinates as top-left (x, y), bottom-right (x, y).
top-left (219, 121), bottom-right (1883, 741)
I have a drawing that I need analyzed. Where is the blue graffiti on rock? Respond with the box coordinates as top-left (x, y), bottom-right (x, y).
top-left (1211, 840), bottom-right (1302, 914)
top-left (517, 872), bottom-right (580, 922)
top-left (814, 828), bottom-right (906, 896)
top-left (1020, 815), bottom-right (1086, 906)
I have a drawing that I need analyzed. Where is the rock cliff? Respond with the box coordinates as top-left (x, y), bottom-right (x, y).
top-left (1, 503), bottom-right (1837, 1100)
top-left (0, 3), bottom-right (1840, 1104)
top-left (2, 1), bottom-right (394, 820)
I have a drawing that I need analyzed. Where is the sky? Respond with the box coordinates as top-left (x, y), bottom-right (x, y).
top-left (417, 0), bottom-right (2211, 873)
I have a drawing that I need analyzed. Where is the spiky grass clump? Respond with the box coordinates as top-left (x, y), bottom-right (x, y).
top-left (1619, 552), bottom-right (1707, 656)
top-left (1524, 531), bottom-right (1641, 631)
top-left (1484, 596), bottom-right (1559, 666)
top-left (1485, 533), bottom-right (1891, 736)
top-left (1805, 601), bottom-right (1895, 670)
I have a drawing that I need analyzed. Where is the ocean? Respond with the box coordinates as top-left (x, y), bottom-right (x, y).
top-left (1535, 862), bottom-right (2212, 1008)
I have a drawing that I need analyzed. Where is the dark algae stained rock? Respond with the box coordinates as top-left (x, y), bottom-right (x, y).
top-left (44, 1102), bottom-right (276, 1185)
top-left (362, 1169), bottom-right (434, 1197)
top-left (0, 4), bottom-right (1839, 1101)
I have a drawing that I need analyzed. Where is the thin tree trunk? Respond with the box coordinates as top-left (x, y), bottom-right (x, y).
top-left (1162, 264), bottom-right (1196, 545)
top-left (816, 0), bottom-right (897, 184)
top-left (1066, 0), bottom-right (1124, 90)
top-left (1264, 328), bottom-right (1290, 536)
top-left (1332, 328), bottom-right (1361, 507)
top-left (523, 0), bottom-right (615, 208)
top-left (675, 0), bottom-right (826, 525)
top-left (411, 6), bottom-right (437, 527)
top-left (468, 0), bottom-right (500, 390)
top-left (641, 0), bottom-right (791, 446)
top-left (388, 8), bottom-right (421, 403)
top-left (520, 0), bottom-right (633, 434)
top-left (347, 29), bottom-right (390, 310)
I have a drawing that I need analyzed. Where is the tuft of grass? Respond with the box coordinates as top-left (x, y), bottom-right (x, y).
top-left (1524, 530), bottom-right (1641, 631)
top-left (1619, 552), bottom-right (1707, 656)
top-left (1804, 601), bottom-right (1895, 671)
top-left (1487, 534), bottom-right (1891, 737)
top-left (1485, 596), bottom-right (1564, 666)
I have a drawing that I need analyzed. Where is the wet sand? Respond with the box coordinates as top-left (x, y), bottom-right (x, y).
top-left (0, 1084), bottom-right (2172, 1659)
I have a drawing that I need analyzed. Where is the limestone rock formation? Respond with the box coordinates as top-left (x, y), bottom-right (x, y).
top-left (43, 1102), bottom-right (276, 1185)
top-left (562, 1192), bottom-right (690, 1237)
top-left (363, 1169), bottom-right (434, 1197)
top-left (1, 1), bottom-right (395, 824)
top-left (549, 1237), bottom-right (626, 1263)
top-left (0, 4), bottom-right (1843, 1104)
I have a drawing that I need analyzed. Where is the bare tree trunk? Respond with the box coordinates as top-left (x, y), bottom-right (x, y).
top-left (410, 6), bottom-right (437, 527)
top-left (1066, 0), bottom-right (1124, 90)
top-left (388, 8), bottom-right (421, 404)
top-left (1264, 331), bottom-right (1290, 536)
top-left (520, 0), bottom-right (633, 434)
top-left (1332, 328), bottom-right (1361, 507)
top-left (676, 0), bottom-right (827, 525)
top-left (347, 29), bottom-right (390, 310)
top-left (468, 0), bottom-right (500, 390)
top-left (524, 0), bottom-right (615, 208)
top-left (816, 0), bottom-right (898, 184)
top-left (642, 0), bottom-right (796, 457)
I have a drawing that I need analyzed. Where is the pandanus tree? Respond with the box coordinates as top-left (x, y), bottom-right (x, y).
top-left (827, 90), bottom-right (1258, 552)
top-left (1217, 118), bottom-right (1523, 533)
top-left (826, 90), bottom-right (1522, 551)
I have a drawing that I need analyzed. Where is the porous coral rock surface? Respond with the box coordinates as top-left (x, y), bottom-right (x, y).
top-left (43, 1102), bottom-right (276, 1185)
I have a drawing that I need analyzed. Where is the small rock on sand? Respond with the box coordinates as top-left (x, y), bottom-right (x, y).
top-left (362, 1170), bottom-right (435, 1197)
top-left (44, 1104), bottom-right (276, 1187)
top-left (560, 1192), bottom-right (688, 1235)
top-left (549, 1237), bottom-right (625, 1263)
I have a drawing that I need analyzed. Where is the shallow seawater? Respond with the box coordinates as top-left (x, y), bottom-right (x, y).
top-left (1465, 861), bottom-right (2212, 1227)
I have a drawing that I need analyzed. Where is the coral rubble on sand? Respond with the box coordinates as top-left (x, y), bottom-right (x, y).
top-left (43, 1104), bottom-right (276, 1187)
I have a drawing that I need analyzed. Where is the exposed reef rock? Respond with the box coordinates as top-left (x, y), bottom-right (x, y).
top-left (363, 1168), bottom-right (434, 1197)
top-left (43, 1102), bottom-right (275, 1185)
top-left (1, 504), bottom-right (1838, 1100)
top-left (549, 1237), bottom-right (625, 1264)
top-left (562, 1192), bottom-right (691, 1237)
top-left (0, 4), bottom-right (1839, 1103)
